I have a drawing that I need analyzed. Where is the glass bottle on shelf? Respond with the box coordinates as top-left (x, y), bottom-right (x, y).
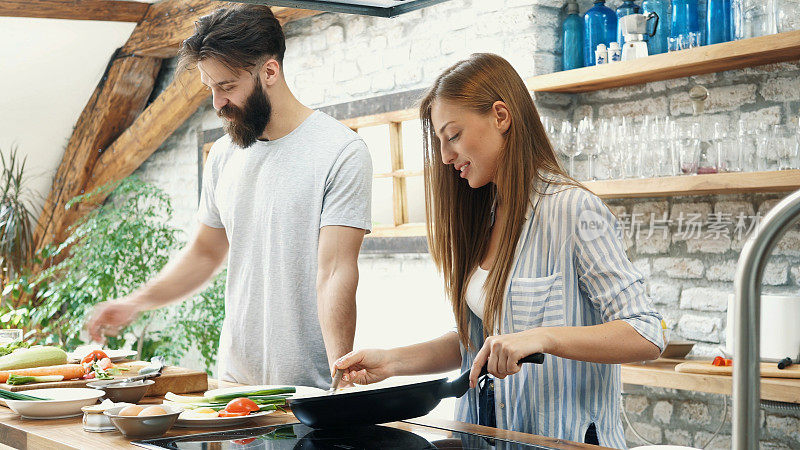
top-left (642, 0), bottom-right (670, 55)
top-left (670, 0), bottom-right (701, 41)
top-left (741, 0), bottom-right (777, 38)
top-left (706, 0), bottom-right (732, 45)
top-left (562, 0), bottom-right (584, 70)
top-left (616, 0), bottom-right (641, 46)
top-left (775, 0), bottom-right (800, 33)
top-left (584, 0), bottom-right (617, 67)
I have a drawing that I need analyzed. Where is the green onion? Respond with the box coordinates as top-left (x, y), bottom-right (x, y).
top-left (206, 387), bottom-right (295, 403)
top-left (7, 375), bottom-right (64, 385)
top-left (0, 389), bottom-right (51, 400)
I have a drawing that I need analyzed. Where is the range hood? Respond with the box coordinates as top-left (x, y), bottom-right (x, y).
top-left (231, 0), bottom-right (451, 17)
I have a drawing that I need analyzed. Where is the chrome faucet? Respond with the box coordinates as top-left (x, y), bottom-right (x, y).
top-left (733, 188), bottom-right (800, 449)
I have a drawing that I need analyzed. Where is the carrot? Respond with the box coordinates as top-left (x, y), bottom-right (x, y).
top-left (0, 364), bottom-right (86, 383)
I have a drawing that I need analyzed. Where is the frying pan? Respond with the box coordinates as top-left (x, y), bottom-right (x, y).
top-left (288, 353), bottom-right (545, 428)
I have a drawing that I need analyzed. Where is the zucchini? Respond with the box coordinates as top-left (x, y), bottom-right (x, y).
top-left (0, 346), bottom-right (68, 371)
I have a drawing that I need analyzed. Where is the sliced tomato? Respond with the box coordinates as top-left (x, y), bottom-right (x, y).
top-left (218, 411), bottom-right (249, 417)
top-left (81, 350), bottom-right (109, 364)
top-left (232, 438), bottom-right (256, 445)
top-left (82, 371), bottom-right (96, 379)
top-left (225, 397), bottom-right (259, 414)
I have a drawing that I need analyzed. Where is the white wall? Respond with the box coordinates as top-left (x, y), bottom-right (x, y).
top-left (0, 17), bottom-right (135, 215)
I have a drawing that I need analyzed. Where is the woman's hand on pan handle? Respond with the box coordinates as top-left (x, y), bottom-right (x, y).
top-left (469, 328), bottom-right (552, 389)
top-left (334, 349), bottom-right (395, 385)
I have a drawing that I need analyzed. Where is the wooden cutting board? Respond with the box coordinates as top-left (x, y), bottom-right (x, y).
top-left (675, 361), bottom-right (800, 378)
top-left (0, 361), bottom-right (208, 395)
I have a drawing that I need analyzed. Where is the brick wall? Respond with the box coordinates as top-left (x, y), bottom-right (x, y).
top-left (132, 0), bottom-right (800, 447)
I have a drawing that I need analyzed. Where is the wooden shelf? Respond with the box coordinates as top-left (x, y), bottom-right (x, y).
top-left (584, 170), bottom-right (800, 199)
top-left (526, 30), bottom-right (800, 93)
top-left (622, 358), bottom-right (800, 403)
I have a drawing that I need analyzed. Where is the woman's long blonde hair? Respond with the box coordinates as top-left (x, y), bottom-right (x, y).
top-left (420, 53), bottom-right (579, 349)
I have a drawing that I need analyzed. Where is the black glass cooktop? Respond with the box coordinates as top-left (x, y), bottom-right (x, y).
top-left (133, 422), bottom-right (557, 450)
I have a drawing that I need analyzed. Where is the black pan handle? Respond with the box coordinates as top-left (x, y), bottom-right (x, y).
top-left (447, 353), bottom-right (546, 399)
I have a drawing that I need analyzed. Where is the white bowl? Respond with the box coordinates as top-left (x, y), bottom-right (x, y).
top-left (5, 388), bottom-right (105, 419)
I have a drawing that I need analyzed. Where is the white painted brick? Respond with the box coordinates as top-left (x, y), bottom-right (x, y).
top-left (792, 266), bottom-right (800, 286)
top-left (670, 84), bottom-right (757, 115)
top-left (608, 204), bottom-right (627, 219)
top-left (761, 76), bottom-right (800, 102)
top-left (653, 258), bottom-right (705, 279)
top-left (775, 231), bottom-right (800, 258)
top-left (637, 233), bottom-right (671, 254)
top-left (649, 281), bottom-right (680, 305)
top-left (598, 96), bottom-right (669, 118)
top-left (370, 72), bottom-right (395, 92)
top-left (341, 78), bottom-right (371, 97)
top-left (369, 35), bottom-right (388, 51)
top-left (678, 314), bottom-right (722, 343)
top-left (532, 92), bottom-right (573, 107)
top-left (653, 401), bottom-right (673, 425)
top-left (686, 235), bottom-right (732, 254)
top-left (356, 52), bottom-right (382, 75)
top-left (382, 45), bottom-right (411, 68)
top-left (309, 33), bottom-right (327, 52)
top-left (670, 202), bottom-right (712, 221)
top-left (680, 287), bottom-right (729, 312)
top-left (763, 261), bottom-right (789, 285)
top-left (633, 259), bottom-right (651, 278)
top-left (440, 31), bottom-right (467, 55)
top-left (333, 61), bottom-right (359, 82)
top-left (572, 105), bottom-right (594, 122)
top-left (396, 66), bottom-right (424, 88)
top-left (739, 106), bottom-right (783, 128)
top-left (714, 200), bottom-right (754, 218)
top-left (706, 260), bottom-right (736, 282)
top-left (325, 25), bottom-right (345, 46)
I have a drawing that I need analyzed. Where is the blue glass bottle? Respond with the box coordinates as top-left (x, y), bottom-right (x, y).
top-left (671, 0), bottom-right (700, 38)
top-left (584, 0), bottom-right (617, 67)
top-left (641, 0), bottom-right (670, 55)
top-left (706, 0), bottom-right (732, 44)
top-left (563, 0), bottom-right (584, 70)
top-left (616, 0), bottom-right (641, 45)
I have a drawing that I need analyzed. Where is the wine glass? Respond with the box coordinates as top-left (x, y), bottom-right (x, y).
top-left (558, 121), bottom-right (579, 177)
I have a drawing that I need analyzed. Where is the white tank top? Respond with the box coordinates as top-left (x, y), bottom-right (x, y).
top-left (465, 266), bottom-right (490, 319)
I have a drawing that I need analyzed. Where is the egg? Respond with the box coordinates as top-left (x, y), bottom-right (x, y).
top-left (118, 405), bottom-right (145, 416)
top-left (137, 405), bottom-right (168, 416)
top-left (179, 407), bottom-right (219, 420)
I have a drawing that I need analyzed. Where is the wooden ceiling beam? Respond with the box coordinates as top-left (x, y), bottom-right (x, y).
top-left (122, 1), bottom-right (320, 58)
top-left (34, 54), bottom-right (161, 248)
top-left (80, 69), bottom-right (210, 214)
top-left (0, 0), bottom-right (150, 23)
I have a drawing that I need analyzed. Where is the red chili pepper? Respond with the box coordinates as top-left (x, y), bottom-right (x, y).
top-left (232, 438), bottom-right (256, 445)
top-left (712, 356), bottom-right (725, 366)
top-left (724, 358), bottom-right (733, 366)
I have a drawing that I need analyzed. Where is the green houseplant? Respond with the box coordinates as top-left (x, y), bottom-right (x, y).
top-left (0, 147), bottom-right (37, 284)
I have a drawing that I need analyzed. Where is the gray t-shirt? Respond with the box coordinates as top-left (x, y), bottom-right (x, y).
top-left (198, 110), bottom-right (372, 389)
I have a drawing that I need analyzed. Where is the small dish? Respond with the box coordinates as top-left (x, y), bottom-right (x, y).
top-left (82, 400), bottom-right (131, 432)
top-left (174, 408), bottom-right (274, 428)
top-left (87, 379), bottom-right (154, 403)
top-left (5, 388), bottom-right (105, 419)
top-left (104, 404), bottom-right (183, 439)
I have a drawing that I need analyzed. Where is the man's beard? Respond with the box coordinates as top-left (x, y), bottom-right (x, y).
top-left (218, 79), bottom-right (272, 148)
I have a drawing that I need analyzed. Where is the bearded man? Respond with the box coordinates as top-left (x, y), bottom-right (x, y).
top-left (88, 4), bottom-right (372, 389)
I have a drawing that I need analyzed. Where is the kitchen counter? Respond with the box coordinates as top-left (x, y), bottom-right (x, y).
top-left (0, 379), bottom-right (606, 449)
top-left (621, 358), bottom-right (800, 403)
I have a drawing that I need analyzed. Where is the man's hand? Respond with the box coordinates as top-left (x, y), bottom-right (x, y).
top-left (87, 298), bottom-right (144, 342)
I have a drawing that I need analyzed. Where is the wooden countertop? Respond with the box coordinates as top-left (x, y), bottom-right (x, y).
top-left (621, 358), bottom-right (800, 403)
top-left (0, 379), bottom-right (607, 449)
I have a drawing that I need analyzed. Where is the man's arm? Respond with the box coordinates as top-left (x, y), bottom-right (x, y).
top-left (316, 225), bottom-right (365, 375)
top-left (88, 224), bottom-right (229, 341)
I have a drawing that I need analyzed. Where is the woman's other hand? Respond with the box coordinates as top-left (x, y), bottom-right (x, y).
top-left (468, 328), bottom-right (552, 388)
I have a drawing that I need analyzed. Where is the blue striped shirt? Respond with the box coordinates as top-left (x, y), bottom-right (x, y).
top-left (455, 178), bottom-right (665, 449)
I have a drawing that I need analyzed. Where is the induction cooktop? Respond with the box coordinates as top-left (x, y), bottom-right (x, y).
top-left (133, 422), bottom-right (558, 450)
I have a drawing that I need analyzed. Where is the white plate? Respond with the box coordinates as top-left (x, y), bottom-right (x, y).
top-left (67, 348), bottom-right (138, 363)
top-left (4, 388), bottom-right (104, 419)
top-left (202, 384), bottom-right (325, 400)
top-left (174, 409), bottom-right (275, 428)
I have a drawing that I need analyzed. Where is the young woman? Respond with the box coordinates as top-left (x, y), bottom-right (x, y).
top-left (334, 53), bottom-right (664, 448)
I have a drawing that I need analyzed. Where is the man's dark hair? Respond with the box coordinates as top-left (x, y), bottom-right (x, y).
top-left (178, 5), bottom-right (286, 74)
